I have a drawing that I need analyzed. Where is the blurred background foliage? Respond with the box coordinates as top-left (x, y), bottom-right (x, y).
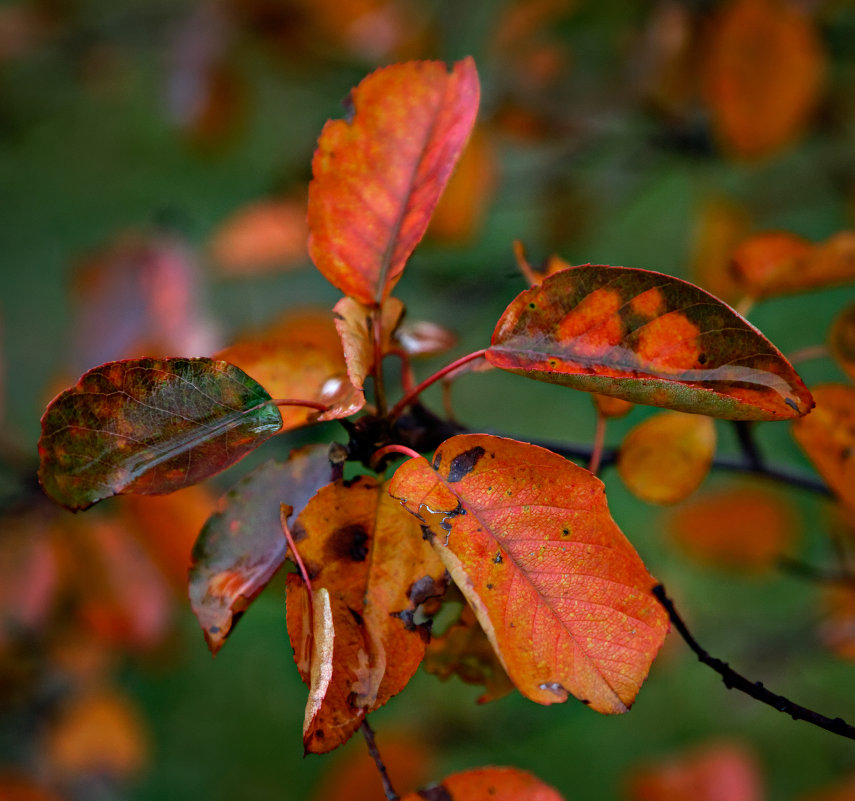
top-left (2, 0), bottom-right (855, 799)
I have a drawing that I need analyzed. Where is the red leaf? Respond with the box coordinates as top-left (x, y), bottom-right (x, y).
top-left (38, 358), bottom-right (282, 511)
top-left (400, 766), bottom-right (565, 801)
top-left (389, 434), bottom-right (669, 714)
top-left (308, 58), bottom-right (480, 304)
top-left (486, 264), bottom-right (813, 420)
top-left (189, 444), bottom-right (333, 654)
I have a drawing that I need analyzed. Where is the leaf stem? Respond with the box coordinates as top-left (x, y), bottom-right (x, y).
top-left (270, 398), bottom-right (331, 413)
top-left (373, 309), bottom-right (388, 417)
top-left (388, 348), bottom-right (487, 421)
top-left (360, 720), bottom-right (399, 800)
top-left (652, 584), bottom-right (855, 742)
top-left (371, 443), bottom-right (422, 469)
top-left (281, 507), bottom-right (313, 594)
top-left (588, 412), bottom-right (606, 476)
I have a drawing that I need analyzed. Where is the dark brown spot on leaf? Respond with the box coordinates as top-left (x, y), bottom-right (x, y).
top-left (325, 524), bottom-right (369, 562)
top-left (446, 446), bottom-right (486, 482)
top-left (419, 787), bottom-right (453, 801)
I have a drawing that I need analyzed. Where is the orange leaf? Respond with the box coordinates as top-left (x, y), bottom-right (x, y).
top-left (592, 393), bottom-right (634, 419)
top-left (667, 484), bottom-right (798, 571)
top-left (400, 766), bottom-right (565, 801)
top-left (0, 774), bottom-right (63, 801)
top-left (216, 309), bottom-right (364, 429)
top-left (286, 476), bottom-right (446, 753)
top-left (486, 264), bottom-right (813, 420)
top-left (626, 741), bottom-right (764, 801)
top-left (308, 59), bottom-right (480, 304)
top-left (799, 774), bottom-right (855, 801)
top-left (617, 412), bottom-right (716, 505)
top-left (792, 384), bottom-right (855, 509)
top-left (829, 301), bottom-right (855, 382)
top-left (730, 230), bottom-right (855, 299)
top-left (389, 434), bottom-right (669, 714)
top-left (333, 296), bottom-right (405, 390)
top-left (702, 0), bottom-right (825, 159)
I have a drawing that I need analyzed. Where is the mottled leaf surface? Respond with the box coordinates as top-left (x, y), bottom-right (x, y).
top-left (389, 434), bottom-right (669, 713)
top-left (400, 766), bottom-right (565, 801)
top-left (308, 58), bottom-right (480, 304)
top-left (286, 477), bottom-right (446, 753)
top-left (189, 444), bottom-right (333, 654)
top-left (486, 265), bottom-right (813, 420)
top-left (39, 358), bottom-right (282, 511)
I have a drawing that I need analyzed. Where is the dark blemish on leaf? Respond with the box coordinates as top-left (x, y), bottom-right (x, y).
top-left (785, 398), bottom-right (800, 413)
top-left (420, 525), bottom-right (434, 542)
top-left (698, 352), bottom-right (707, 365)
top-left (562, 528), bottom-right (569, 536)
top-left (325, 524), bottom-right (369, 562)
top-left (391, 608), bottom-right (415, 631)
top-left (842, 447), bottom-right (852, 461)
top-left (348, 606), bottom-right (364, 626)
top-left (446, 446), bottom-right (486, 482)
top-left (209, 625), bottom-right (220, 634)
top-left (342, 92), bottom-right (356, 122)
top-left (432, 453), bottom-right (442, 470)
top-left (332, 311), bottom-right (345, 322)
top-left (486, 583), bottom-right (493, 589)
top-left (290, 521), bottom-right (308, 543)
top-left (580, 698), bottom-right (591, 706)
top-left (409, 574), bottom-right (448, 607)
top-left (493, 551), bottom-right (503, 564)
top-left (528, 302), bottom-right (537, 310)
top-left (418, 786), bottom-right (453, 801)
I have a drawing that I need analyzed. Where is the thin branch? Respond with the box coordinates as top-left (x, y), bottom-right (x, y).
top-left (652, 584), bottom-right (855, 741)
top-left (732, 421), bottom-right (764, 472)
top-left (588, 413), bottom-right (606, 476)
top-left (373, 309), bottom-right (388, 417)
top-left (360, 720), bottom-right (399, 800)
top-left (778, 556), bottom-right (855, 588)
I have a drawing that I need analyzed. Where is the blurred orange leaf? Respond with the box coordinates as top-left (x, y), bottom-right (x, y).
top-left (829, 301), bottom-right (855, 382)
top-left (667, 484), bottom-right (798, 571)
top-left (390, 434), bottom-right (669, 713)
top-left (702, 0), bottom-right (825, 159)
top-left (792, 384), bottom-right (855, 508)
top-left (799, 774), bottom-right (855, 801)
top-left (0, 774), bottom-right (63, 801)
top-left (626, 741), bottom-right (764, 801)
top-left (286, 476), bottom-right (446, 753)
top-left (308, 58), bottom-right (479, 304)
top-left (592, 393), bottom-right (635, 419)
top-left (400, 766), bottom-right (565, 801)
top-left (617, 412), bottom-right (716, 505)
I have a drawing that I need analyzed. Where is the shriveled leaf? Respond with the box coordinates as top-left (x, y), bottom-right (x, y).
top-left (333, 296), bottom-right (405, 390)
top-left (423, 602), bottom-right (514, 703)
top-left (667, 484), bottom-right (798, 571)
top-left (702, 0), bottom-right (825, 159)
top-left (617, 412), bottom-right (716, 505)
top-left (217, 310), bottom-right (364, 427)
top-left (731, 231), bottom-right (855, 299)
top-left (829, 301), bottom-right (855, 382)
top-left (286, 476), bottom-right (446, 753)
top-left (400, 766), bottom-right (565, 801)
top-left (389, 434), bottom-right (669, 713)
top-left (190, 444), bottom-right (333, 654)
top-left (486, 264), bottom-right (813, 420)
top-left (302, 587), bottom-right (335, 739)
top-left (308, 58), bottom-right (480, 304)
top-left (792, 384), bottom-right (855, 508)
top-left (395, 320), bottom-right (458, 358)
top-left (626, 741), bottom-right (764, 801)
top-left (38, 358), bottom-right (282, 511)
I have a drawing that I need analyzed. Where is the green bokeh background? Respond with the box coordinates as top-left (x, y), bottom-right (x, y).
top-left (3, 1), bottom-right (855, 799)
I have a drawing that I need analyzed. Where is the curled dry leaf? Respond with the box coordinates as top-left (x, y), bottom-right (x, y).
top-left (389, 434), bottom-right (669, 713)
top-left (702, 0), bottom-right (825, 159)
top-left (667, 484), bottom-right (798, 572)
top-left (731, 230), bottom-right (855, 299)
top-left (38, 358), bottom-right (282, 511)
top-left (333, 296), bottom-right (405, 389)
top-left (189, 444), bottom-right (333, 654)
top-left (486, 264), bottom-right (813, 420)
top-left (302, 587), bottom-right (335, 740)
top-left (829, 301), bottom-right (855, 382)
top-left (617, 412), bottom-right (716, 505)
top-left (308, 58), bottom-right (480, 304)
top-left (216, 310), bottom-right (364, 427)
top-left (286, 476), bottom-right (446, 753)
top-left (400, 766), bottom-right (565, 801)
top-left (792, 384), bottom-right (855, 509)
top-left (626, 741), bottom-right (764, 801)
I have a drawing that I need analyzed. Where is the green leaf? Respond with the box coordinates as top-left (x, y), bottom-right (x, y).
top-left (486, 265), bottom-right (813, 420)
top-left (38, 358), bottom-right (282, 511)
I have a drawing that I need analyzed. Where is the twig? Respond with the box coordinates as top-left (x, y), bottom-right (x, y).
top-left (778, 556), bottom-right (855, 588)
top-left (588, 412), bottom-right (606, 476)
top-left (652, 584), bottom-right (855, 741)
top-left (360, 720), bottom-right (399, 800)
top-left (732, 421), bottom-right (764, 472)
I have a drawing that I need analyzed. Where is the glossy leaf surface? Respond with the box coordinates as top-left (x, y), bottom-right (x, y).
top-left (486, 265), bottom-right (813, 420)
top-left (286, 476), bottom-right (446, 753)
top-left (617, 412), bottom-right (716, 505)
top-left (190, 444), bottom-right (333, 654)
top-left (792, 384), bottom-right (855, 508)
top-left (308, 58), bottom-right (480, 304)
top-left (39, 358), bottom-right (282, 511)
top-left (389, 434), bottom-right (669, 713)
top-left (400, 766), bottom-right (565, 801)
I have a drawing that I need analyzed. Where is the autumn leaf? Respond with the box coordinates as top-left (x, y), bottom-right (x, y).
top-left (792, 384), bottom-right (855, 508)
top-left (486, 264), bottom-right (813, 420)
top-left (400, 766), bottom-right (565, 801)
top-left (389, 434), bottom-right (669, 714)
top-left (829, 301), bottom-right (855, 381)
top-left (0, 774), bottom-right (64, 801)
top-left (617, 412), bottom-right (716, 505)
top-left (798, 774), bottom-right (855, 801)
top-left (394, 319), bottom-right (458, 358)
top-left (592, 393), bottom-right (634, 419)
top-left (702, 0), bottom-right (825, 159)
top-left (307, 58), bottom-right (480, 305)
top-left (38, 358), bottom-right (282, 511)
top-left (626, 741), bottom-right (764, 801)
top-left (333, 296), bottom-right (405, 390)
top-left (189, 444), bottom-right (333, 654)
top-left (286, 476), bottom-right (446, 753)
